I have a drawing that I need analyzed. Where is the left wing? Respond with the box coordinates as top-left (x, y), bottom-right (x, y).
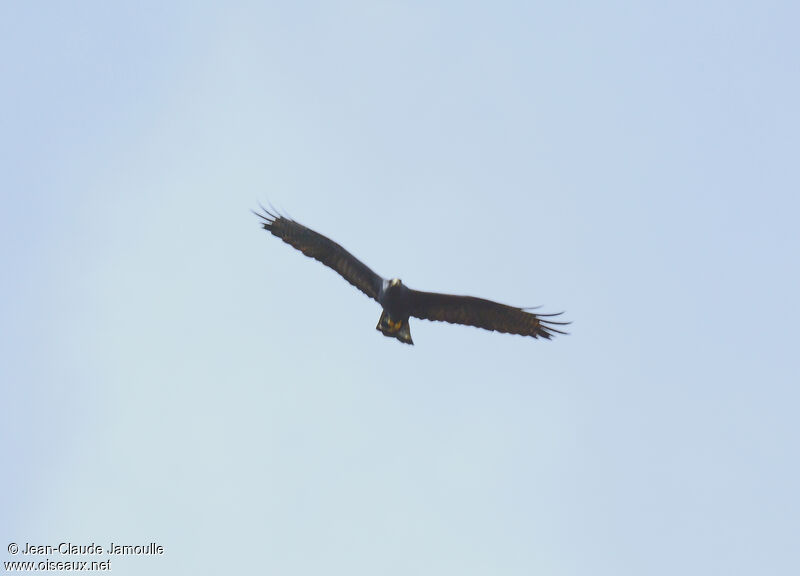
top-left (254, 207), bottom-right (385, 302)
top-left (408, 290), bottom-right (569, 339)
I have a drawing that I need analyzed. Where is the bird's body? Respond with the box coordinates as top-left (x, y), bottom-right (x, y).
top-left (255, 207), bottom-right (568, 345)
top-left (377, 278), bottom-right (414, 344)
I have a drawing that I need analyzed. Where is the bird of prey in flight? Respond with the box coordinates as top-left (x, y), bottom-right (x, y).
top-left (254, 207), bottom-right (569, 345)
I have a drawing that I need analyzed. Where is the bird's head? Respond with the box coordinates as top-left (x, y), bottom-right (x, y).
top-left (389, 278), bottom-right (403, 288)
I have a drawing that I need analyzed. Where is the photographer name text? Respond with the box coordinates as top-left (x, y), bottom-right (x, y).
top-left (10, 542), bottom-right (164, 556)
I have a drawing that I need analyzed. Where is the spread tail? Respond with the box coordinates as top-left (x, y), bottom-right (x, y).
top-left (376, 311), bottom-right (414, 345)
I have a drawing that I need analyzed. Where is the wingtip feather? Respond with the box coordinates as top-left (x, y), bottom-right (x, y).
top-left (254, 202), bottom-right (285, 230)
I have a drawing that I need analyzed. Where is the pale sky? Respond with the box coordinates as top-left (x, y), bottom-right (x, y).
top-left (2, 2), bottom-right (799, 574)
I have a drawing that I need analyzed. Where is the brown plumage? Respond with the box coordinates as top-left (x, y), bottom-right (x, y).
top-left (258, 209), bottom-right (383, 301)
top-left (408, 291), bottom-right (566, 339)
top-left (254, 206), bottom-right (569, 345)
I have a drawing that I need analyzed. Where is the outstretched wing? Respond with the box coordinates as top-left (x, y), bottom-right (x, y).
top-left (408, 290), bottom-right (569, 339)
top-left (254, 207), bottom-right (384, 302)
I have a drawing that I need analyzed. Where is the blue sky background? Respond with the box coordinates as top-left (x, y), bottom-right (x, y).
top-left (2, 1), bottom-right (798, 574)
